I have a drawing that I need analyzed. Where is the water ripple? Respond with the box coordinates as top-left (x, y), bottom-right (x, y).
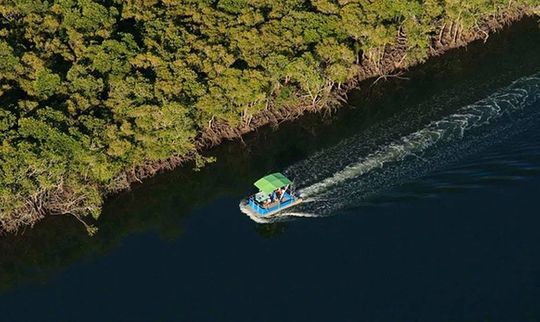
top-left (267, 73), bottom-right (540, 221)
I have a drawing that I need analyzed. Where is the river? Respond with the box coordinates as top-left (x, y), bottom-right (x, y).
top-left (1, 18), bottom-right (539, 322)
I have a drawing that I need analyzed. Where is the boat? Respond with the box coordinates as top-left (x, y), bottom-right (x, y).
top-left (241, 172), bottom-right (303, 217)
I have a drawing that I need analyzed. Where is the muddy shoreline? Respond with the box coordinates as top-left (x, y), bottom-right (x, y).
top-left (1, 7), bottom-right (538, 234)
top-left (119, 8), bottom-right (537, 189)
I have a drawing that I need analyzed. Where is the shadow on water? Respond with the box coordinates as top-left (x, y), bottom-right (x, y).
top-left (0, 17), bottom-right (539, 293)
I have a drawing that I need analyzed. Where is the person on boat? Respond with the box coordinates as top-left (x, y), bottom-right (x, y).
top-left (279, 187), bottom-right (287, 201)
top-left (275, 188), bottom-right (283, 200)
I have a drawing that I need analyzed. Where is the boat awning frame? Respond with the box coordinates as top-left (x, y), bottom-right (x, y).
top-left (254, 173), bottom-right (292, 194)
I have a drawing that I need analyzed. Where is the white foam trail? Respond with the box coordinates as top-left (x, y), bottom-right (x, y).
top-left (239, 202), bottom-right (273, 223)
top-left (241, 74), bottom-right (540, 223)
top-left (278, 212), bottom-right (320, 218)
top-left (298, 75), bottom-right (540, 198)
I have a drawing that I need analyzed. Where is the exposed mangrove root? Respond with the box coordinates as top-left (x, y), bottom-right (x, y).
top-left (106, 5), bottom-right (536, 201)
top-left (0, 6), bottom-right (537, 234)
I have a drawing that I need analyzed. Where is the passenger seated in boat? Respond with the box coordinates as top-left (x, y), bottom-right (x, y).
top-left (255, 192), bottom-right (271, 208)
top-left (275, 189), bottom-right (282, 200)
top-left (279, 187), bottom-right (288, 199)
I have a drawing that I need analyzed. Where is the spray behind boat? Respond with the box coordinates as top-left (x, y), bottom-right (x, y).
top-left (241, 73), bottom-right (540, 223)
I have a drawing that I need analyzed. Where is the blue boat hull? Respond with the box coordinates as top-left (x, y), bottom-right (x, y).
top-left (242, 192), bottom-right (303, 217)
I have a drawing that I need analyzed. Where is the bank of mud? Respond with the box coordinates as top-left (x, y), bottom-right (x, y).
top-left (1, 6), bottom-right (538, 234)
top-left (119, 8), bottom-right (538, 193)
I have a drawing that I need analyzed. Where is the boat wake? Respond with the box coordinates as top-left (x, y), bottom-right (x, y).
top-left (245, 73), bottom-right (540, 223)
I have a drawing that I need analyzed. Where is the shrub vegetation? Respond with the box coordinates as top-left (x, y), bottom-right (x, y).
top-left (0, 0), bottom-right (537, 233)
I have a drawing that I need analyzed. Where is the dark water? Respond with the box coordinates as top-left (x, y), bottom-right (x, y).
top-left (1, 19), bottom-right (540, 322)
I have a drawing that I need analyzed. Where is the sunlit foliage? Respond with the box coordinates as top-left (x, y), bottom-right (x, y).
top-left (0, 0), bottom-right (536, 231)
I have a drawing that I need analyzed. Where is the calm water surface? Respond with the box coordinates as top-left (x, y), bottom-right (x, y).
top-left (1, 19), bottom-right (540, 322)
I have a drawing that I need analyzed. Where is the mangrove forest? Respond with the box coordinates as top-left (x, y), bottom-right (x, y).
top-left (0, 0), bottom-right (538, 233)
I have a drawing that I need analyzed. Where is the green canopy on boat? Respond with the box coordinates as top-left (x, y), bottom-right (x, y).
top-left (254, 173), bottom-right (292, 194)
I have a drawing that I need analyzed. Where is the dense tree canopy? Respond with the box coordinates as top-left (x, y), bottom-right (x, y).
top-left (0, 0), bottom-right (537, 232)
